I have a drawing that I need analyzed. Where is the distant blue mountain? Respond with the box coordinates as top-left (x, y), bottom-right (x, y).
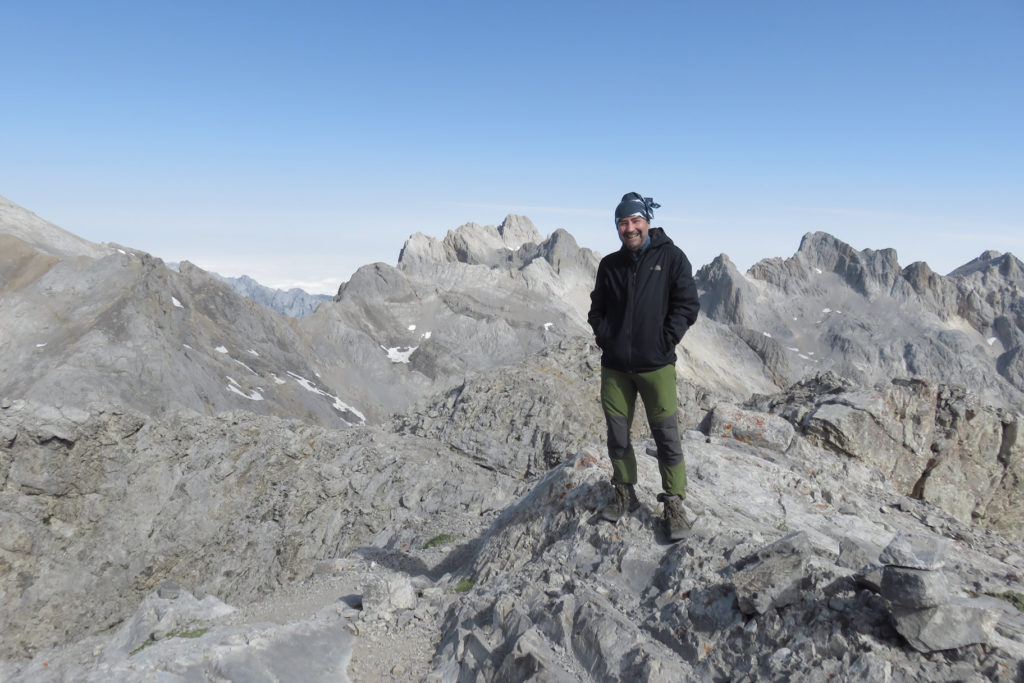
top-left (211, 272), bottom-right (332, 317)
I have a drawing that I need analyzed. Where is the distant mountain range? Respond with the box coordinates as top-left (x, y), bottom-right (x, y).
top-left (205, 271), bottom-right (331, 318)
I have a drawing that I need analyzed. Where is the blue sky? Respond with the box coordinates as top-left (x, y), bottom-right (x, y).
top-left (3, 1), bottom-right (1022, 294)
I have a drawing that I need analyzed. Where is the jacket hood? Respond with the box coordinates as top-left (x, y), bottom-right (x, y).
top-left (649, 226), bottom-right (673, 247)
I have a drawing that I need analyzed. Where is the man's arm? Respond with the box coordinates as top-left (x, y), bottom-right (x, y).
top-left (664, 251), bottom-right (700, 347)
top-left (588, 261), bottom-right (608, 342)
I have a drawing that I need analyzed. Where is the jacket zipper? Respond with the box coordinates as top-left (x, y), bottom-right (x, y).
top-left (626, 252), bottom-right (644, 372)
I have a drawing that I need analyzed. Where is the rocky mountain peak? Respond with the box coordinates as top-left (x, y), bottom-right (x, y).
top-left (950, 250), bottom-right (1010, 277)
top-left (950, 249), bottom-right (1024, 283)
top-left (496, 213), bottom-right (542, 250)
top-left (396, 231), bottom-right (454, 267)
top-left (695, 253), bottom-right (755, 322)
top-left (441, 221), bottom-right (507, 265)
top-left (334, 261), bottom-right (416, 303)
top-left (397, 215), bottom-right (543, 270)
top-left (433, 215), bottom-right (536, 266)
top-left (793, 231), bottom-right (903, 298)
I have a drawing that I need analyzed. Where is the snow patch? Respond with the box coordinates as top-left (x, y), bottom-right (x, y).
top-left (233, 358), bottom-right (258, 375)
top-left (799, 354), bottom-right (810, 360)
top-left (183, 344), bottom-right (193, 350)
top-left (270, 373), bottom-right (287, 385)
top-left (35, 343), bottom-right (47, 348)
top-left (247, 349), bottom-right (260, 357)
top-left (762, 331), bottom-right (772, 338)
top-left (171, 297), bottom-right (183, 308)
top-left (422, 331), bottom-right (432, 339)
top-left (408, 324), bottom-right (417, 331)
top-left (383, 345), bottom-right (418, 363)
top-left (117, 248), bottom-right (127, 255)
top-left (788, 347), bottom-right (800, 352)
top-left (814, 267), bottom-right (823, 274)
top-left (287, 371), bottom-right (365, 423)
top-left (987, 337), bottom-right (997, 346)
top-left (822, 308), bottom-right (832, 314)
top-left (215, 346), bottom-right (229, 354)
top-left (226, 376), bottom-right (264, 401)
top-left (544, 322), bottom-right (554, 331)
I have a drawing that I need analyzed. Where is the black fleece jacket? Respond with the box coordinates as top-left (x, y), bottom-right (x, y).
top-left (587, 227), bottom-right (700, 373)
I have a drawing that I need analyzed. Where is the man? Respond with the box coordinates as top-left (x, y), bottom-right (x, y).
top-left (587, 192), bottom-right (701, 540)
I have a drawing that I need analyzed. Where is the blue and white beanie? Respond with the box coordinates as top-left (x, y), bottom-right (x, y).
top-left (614, 192), bottom-right (660, 223)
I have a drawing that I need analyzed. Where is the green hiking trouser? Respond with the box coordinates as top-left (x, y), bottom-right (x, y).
top-left (601, 364), bottom-right (687, 497)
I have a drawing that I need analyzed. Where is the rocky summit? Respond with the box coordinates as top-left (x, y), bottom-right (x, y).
top-left (0, 193), bottom-right (1022, 681)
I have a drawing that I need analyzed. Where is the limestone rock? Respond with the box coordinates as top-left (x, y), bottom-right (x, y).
top-left (881, 567), bottom-right (949, 610)
top-left (892, 597), bottom-right (1002, 652)
top-left (731, 531), bottom-right (813, 615)
top-left (879, 533), bottom-right (950, 570)
top-left (704, 402), bottom-right (795, 452)
top-left (101, 582), bottom-right (235, 660)
top-left (837, 536), bottom-right (883, 572)
top-left (394, 339), bottom-right (604, 479)
top-left (757, 377), bottom-right (1023, 539)
top-left (0, 400), bottom-right (510, 659)
top-left (494, 627), bottom-right (578, 682)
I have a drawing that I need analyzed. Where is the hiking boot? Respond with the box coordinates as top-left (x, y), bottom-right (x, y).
top-left (659, 493), bottom-right (693, 541)
top-left (600, 482), bottom-right (640, 522)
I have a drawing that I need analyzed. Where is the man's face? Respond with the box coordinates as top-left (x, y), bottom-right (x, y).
top-left (616, 214), bottom-right (649, 252)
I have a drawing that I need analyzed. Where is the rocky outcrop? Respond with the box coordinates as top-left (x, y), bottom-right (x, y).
top-left (0, 400), bottom-right (515, 659)
top-left (394, 339), bottom-right (605, 479)
top-left (879, 533), bottom-right (1004, 653)
top-left (3, 380), bottom-right (1024, 680)
top-left (703, 402), bottom-right (795, 452)
top-left (430, 432), bottom-right (1024, 681)
top-left (749, 375), bottom-right (1024, 540)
